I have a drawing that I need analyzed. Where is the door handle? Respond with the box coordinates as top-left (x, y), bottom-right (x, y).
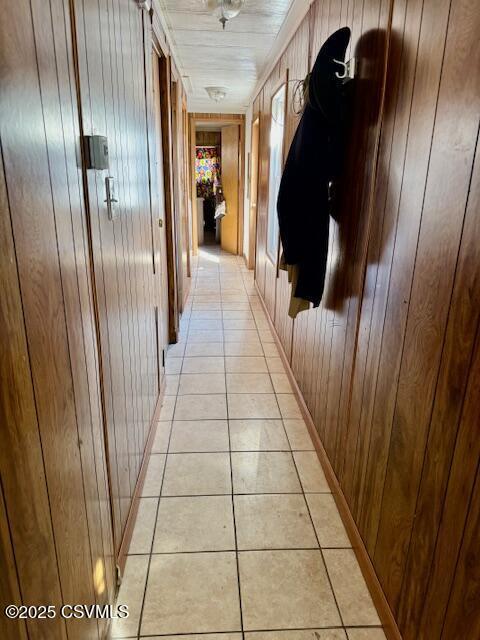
top-left (105, 176), bottom-right (118, 220)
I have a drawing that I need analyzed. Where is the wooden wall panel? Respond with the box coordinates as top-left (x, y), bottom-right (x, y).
top-left (221, 124), bottom-right (241, 254)
top-left (74, 0), bottom-right (161, 552)
top-left (0, 135), bottom-right (65, 640)
top-left (373, 0), bottom-right (480, 607)
top-left (1, 0), bottom-right (117, 638)
top-left (0, 485), bottom-right (27, 640)
top-left (251, 0), bottom-right (480, 637)
top-left (272, 17), bottom-right (310, 361)
top-left (254, 89), bottom-right (268, 296)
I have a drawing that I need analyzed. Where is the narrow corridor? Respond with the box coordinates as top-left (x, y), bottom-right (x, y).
top-left (111, 247), bottom-right (385, 639)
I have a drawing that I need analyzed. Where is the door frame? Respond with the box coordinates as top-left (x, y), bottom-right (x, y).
top-left (189, 113), bottom-right (245, 256)
top-left (248, 114), bottom-right (260, 270)
top-left (150, 34), bottom-right (179, 343)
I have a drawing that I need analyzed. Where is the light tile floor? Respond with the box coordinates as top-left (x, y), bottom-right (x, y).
top-left (111, 246), bottom-right (386, 640)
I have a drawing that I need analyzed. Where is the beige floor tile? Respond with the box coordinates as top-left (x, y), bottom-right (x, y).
top-left (169, 420), bottom-right (229, 453)
top-left (228, 394), bottom-right (280, 419)
top-left (225, 356), bottom-right (268, 373)
top-left (222, 302), bottom-right (251, 311)
top-left (189, 319), bottom-right (223, 331)
top-left (232, 452), bottom-right (301, 494)
top-left (165, 374), bottom-right (179, 395)
top-left (192, 302), bottom-right (222, 310)
top-left (185, 342), bottom-right (224, 357)
top-left (141, 552), bottom-right (241, 635)
top-left (239, 550), bottom-right (341, 630)
top-left (225, 342), bottom-right (264, 356)
top-left (307, 494), bottom-right (350, 547)
top-left (245, 631), bottom-right (347, 640)
top-left (111, 554), bottom-right (149, 638)
top-left (222, 294), bottom-right (249, 303)
top-left (153, 635), bottom-right (242, 640)
top-left (224, 329), bottom-right (260, 343)
top-left (182, 356), bottom-right (225, 373)
top-left (270, 373), bottom-right (293, 393)
top-left (174, 394), bottom-right (227, 420)
top-left (277, 394), bottom-right (303, 419)
top-left (188, 330), bottom-right (224, 343)
top-left (222, 309), bottom-right (254, 319)
top-left (266, 356), bottom-right (285, 373)
top-left (129, 497), bottom-right (157, 554)
top-left (167, 342), bottom-right (185, 357)
top-left (223, 319), bottom-right (257, 331)
top-left (152, 421), bottom-right (171, 453)
top-left (153, 496), bottom-right (235, 552)
top-left (258, 329), bottom-right (275, 343)
top-left (165, 358), bottom-right (182, 375)
top-left (294, 451), bottom-right (330, 492)
top-left (193, 295), bottom-right (221, 303)
top-left (235, 494), bottom-right (318, 550)
top-left (229, 419), bottom-right (290, 451)
top-left (283, 419), bottom-right (314, 450)
top-left (162, 453), bottom-right (231, 496)
top-left (141, 454), bottom-right (166, 496)
top-left (346, 629), bottom-right (386, 640)
top-left (189, 309), bottom-right (222, 319)
top-left (262, 342), bottom-right (280, 357)
top-left (226, 373), bottom-right (274, 394)
top-left (159, 395), bottom-right (176, 421)
top-left (323, 549), bottom-right (381, 626)
top-left (178, 373), bottom-right (226, 395)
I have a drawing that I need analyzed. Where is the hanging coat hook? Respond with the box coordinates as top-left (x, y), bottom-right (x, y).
top-left (333, 57), bottom-right (356, 81)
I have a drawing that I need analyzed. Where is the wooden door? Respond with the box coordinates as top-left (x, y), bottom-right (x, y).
top-left (221, 124), bottom-right (240, 254)
top-left (170, 80), bottom-right (184, 309)
top-left (73, 0), bottom-right (159, 553)
top-left (248, 118), bottom-right (260, 268)
top-left (151, 48), bottom-right (170, 368)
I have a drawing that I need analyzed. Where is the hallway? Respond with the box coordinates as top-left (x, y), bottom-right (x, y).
top-left (2, 1), bottom-right (479, 637)
top-left (112, 247), bottom-right (384, 639)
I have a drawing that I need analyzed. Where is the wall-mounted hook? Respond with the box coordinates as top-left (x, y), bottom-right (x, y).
top-left (333, 57), bottom-right (356, 81)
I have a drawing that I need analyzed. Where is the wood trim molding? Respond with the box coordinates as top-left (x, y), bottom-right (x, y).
top-left (116, 381), bottom-right (165, 575)
top-left (255, 283), bottom-right (402, 640)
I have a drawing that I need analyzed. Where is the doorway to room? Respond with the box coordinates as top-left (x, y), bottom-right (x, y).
top-left (189, 114), bottom-right (245, 257)
top-left (195, 127), bottom-right (222, 246)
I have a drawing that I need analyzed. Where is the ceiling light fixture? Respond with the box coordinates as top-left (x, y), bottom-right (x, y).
top-left (205, 86), bottom-right (228, 102)
top-left (203, 0), bottom-right (245, 30)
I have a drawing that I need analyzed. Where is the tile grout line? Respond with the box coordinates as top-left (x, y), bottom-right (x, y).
top-left (221, 259), bottom-right (246, 640)
top-left (136, 250), bottom-right (363, 638)
top-left (246, 271), bottom-right (348, 633)
top-left (134, 266), bottom-right (195, 639)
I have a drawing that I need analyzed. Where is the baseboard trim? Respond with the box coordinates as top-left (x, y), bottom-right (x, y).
top-left (116, 380), bottom-right (165, 575)
top-left (255, 283), bottom-right (402, 640)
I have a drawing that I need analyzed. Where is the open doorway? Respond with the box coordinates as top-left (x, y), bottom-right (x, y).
top-left (195, 127), bottom-right (222, 246)
top-left (189, 114), bottom-right (245, 256)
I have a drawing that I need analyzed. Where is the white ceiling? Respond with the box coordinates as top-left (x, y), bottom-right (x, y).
top-left (157, 0), bottom-right (296, 113)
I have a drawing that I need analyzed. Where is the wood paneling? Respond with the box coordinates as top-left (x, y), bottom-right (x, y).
top-left (252, 0), bottom-right (480, 637)
top-left (72, 0), bottom-right (168, 555)
top-left (221, 124), bottom-right (241, 254)
top-left (196, 130), bottom-right (221, 146)
top-left (0, 0), bottom-right (117, 637)
top-left (1, 0), bottom-right (178, 634)
top-left (247, 117), bottom-right (260, 270)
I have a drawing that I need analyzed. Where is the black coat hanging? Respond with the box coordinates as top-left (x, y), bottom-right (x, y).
top-left (277, 26), bottom-right (351, 314)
